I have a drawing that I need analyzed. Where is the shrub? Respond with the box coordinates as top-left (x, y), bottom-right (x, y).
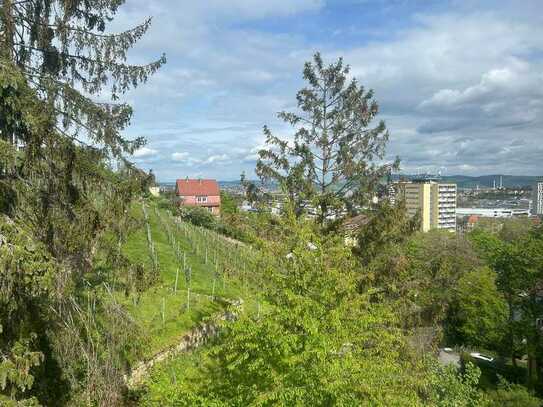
top-left (485, 378), bottom-right (541, 407)
top-left (180, 207), bottom-right (216, 229)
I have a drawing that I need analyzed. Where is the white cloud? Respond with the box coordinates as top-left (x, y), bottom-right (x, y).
top-left (419, 59), bottom-right (539, 111)
top-left (171, 152), bottom-right (190, 161)
top-left (178, 0), bottom-right (324, 21)
top-left (133, 146), bottom-right (158, 158)
top-left (204, 154), bottom-right (229, 163)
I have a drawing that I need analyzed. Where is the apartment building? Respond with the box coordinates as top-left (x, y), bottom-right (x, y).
top-left (393, 179), bottom-right (457, 232)
top-left (533, 178), bottom-right (543, 216)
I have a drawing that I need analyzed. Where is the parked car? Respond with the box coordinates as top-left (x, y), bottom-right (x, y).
top-left (470, 352), bottom-right (494, 363)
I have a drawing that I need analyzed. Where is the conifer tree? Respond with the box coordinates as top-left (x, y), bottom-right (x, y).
top-left (0, 1), bottom-right (164, 403)
top-left (256, 52), bottom-right (398, 225)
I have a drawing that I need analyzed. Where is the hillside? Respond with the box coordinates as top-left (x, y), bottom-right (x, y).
top-left (114, 199), bottom-right (259, 359)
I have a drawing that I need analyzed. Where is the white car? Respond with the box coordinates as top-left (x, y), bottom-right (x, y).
top-left (470, 352), bottom-right (494, 363)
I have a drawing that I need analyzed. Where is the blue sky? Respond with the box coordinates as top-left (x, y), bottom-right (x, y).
top-left (113, 0), bottom-right (543, 181)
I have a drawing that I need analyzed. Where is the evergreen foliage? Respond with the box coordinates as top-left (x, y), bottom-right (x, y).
top-left (255, 53), bottom-right (398, 225)
top-left (0, 0), bottom-right (163, 403)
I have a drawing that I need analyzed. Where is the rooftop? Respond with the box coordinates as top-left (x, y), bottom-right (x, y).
top-left (176, 178), bottom-right (220, 196)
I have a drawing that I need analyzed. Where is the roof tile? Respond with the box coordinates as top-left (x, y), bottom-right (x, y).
top-left (176, 179), bottom-right (220, 196)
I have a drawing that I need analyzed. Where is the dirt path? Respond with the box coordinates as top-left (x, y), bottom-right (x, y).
top-left (125, 298), bottom-right (242, 388)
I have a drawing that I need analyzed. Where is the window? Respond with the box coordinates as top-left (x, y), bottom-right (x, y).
top-left (197, 195), bottom-right (208, 203)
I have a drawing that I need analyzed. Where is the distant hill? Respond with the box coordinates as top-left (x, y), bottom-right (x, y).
top-left (391, 174), bottom-right (540, 189)
top-left (158, 175), bottom-right (540, 190)
top-left (440, 175), bottom-right (539, 188)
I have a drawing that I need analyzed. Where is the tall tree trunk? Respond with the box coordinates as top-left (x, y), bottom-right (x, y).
top-left (1, 0), bottom-right (14, 59)
top-left (1, 0), bottom-right (15, 147)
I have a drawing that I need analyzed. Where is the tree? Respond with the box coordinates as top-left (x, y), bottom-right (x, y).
top-left (180, 206), bottom-right (217, 229)
top-left (0, 0), bottom-right (164, 155)
top-left (146, 212), bottom-right (487, 406)
top-left (404, 231), bottom-right (483, 328)
top-left (0, 0), bottom-right (164, 403)
top-left (446, 268), bottom-right (508, 351)
top-left (355, 199), bottom-right (419, 264)
top-left (0, 216), bottom-right (55, 405)
top-left (485, 378), bottom-right (541, 407)
top-left (220, 191), bottom-right (239, 216)
top-left (256, 53), bottom-right (398, 226)
top-left (470, 227), bottom-right (543, 386)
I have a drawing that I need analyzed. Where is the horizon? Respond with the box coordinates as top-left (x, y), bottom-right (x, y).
top-left (157, 173), bottom-right (543, 184)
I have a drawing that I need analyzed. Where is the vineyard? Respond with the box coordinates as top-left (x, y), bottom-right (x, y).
top-left (118, 199), bottom-right (261, 359)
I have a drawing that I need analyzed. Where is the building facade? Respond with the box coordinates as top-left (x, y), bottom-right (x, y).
top-left (175, 178), bottom-right (221, 215)
top-left (533, 179), bottom-right (543, 216)
top-left (394, 180), bottom-right (457, 232)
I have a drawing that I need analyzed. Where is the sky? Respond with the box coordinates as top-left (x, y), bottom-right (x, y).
top-left (113, 0), bottom-right (543, 181)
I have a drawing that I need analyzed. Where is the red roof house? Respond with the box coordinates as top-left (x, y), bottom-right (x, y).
top-left (175, 178), bottom-right (221, 215)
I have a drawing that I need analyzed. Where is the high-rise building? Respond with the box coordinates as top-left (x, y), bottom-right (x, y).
top-left (533, 178), bottom-right (543, 216)
top-left (393, 179), bottom-right (457, 232)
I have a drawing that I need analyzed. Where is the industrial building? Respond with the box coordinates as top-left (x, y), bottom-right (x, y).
top-left (456, 208), bottom-right (530, 218)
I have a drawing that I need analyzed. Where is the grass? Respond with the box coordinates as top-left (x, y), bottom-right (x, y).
top-left (137, 345), bottom-right (208, 405)
top-left (116, 199), bottom-right (259, 359)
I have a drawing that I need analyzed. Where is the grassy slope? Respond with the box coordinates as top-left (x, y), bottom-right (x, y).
top-left (140, 346), bottom-right (208, 405)
top-left (119, 200), bottom-right (253, 359)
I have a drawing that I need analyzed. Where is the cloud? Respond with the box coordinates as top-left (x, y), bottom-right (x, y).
top-left (204, 154), bottom-right (229, 164)
top-left (171, 152), bottom-right (190, 161)
top-left (113, 1), bottom-right (543, 180)
top-left (133, 146), bottom-right (158, 158)
top-left (338, 8), bottom-right (543, 176)
top-left (419, 59), bottom-right (541, 112)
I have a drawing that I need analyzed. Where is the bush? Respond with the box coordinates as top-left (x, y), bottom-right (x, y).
top-left (485, 378), bottom-right (541, 407)
top-left (460, 353), bottom-right (528, 389)
top-left (180, 207), bottom-right (216, 229)
top-left (214, 221), bottom-right (253, 244)
top-left (156, 197), bottom-right (175, 212)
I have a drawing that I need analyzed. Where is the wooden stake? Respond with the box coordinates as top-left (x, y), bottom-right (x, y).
top-left (174, 268), bottom-right (179, 294)
top-left (212, 279), bottom-right (216, 301)
top-left (161, 297), bottom-right (165, 326)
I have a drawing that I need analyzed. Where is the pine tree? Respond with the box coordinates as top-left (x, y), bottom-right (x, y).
top-left (0, 0), bottom-right (164, 154)
top-left (256, 52), bottom-right (398, 225)
top-left (0, 1), bottom-right (164, 403)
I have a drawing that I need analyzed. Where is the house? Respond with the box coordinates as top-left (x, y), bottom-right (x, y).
top-left (175, 178), bottom-right (221, 215)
